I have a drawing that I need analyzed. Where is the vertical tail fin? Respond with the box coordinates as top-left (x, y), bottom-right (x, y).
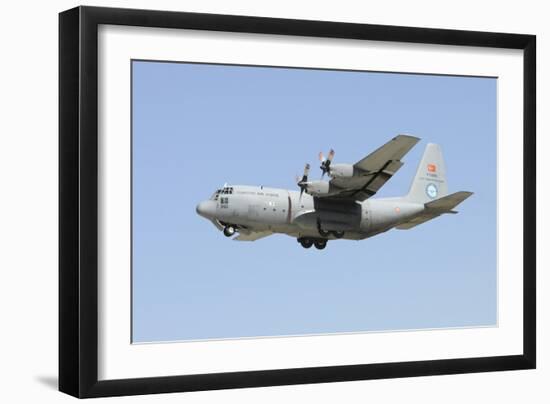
top-left (406, 143), bottom-right (448, 203)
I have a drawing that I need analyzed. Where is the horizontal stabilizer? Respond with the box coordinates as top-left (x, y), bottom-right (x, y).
top-left (395, 213), bottom-right (442, 230)
top-left (425, 191), bottom-right (473, 213)
top-left (396, 191), bottom-right (473, 230)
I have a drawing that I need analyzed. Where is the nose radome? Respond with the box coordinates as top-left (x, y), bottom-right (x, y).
top-left (196, 200), bottom-right (216, 218)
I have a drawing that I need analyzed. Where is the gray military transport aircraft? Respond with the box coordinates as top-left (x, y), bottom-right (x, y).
top-left (196, 135), bottom-right (472, 250)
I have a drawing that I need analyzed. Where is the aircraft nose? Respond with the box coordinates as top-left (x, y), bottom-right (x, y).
top-left (196, 200), bottom-right (216, 218)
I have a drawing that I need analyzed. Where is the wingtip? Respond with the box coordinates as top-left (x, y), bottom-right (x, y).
top-left (395, 134), bottom-right (421, 143)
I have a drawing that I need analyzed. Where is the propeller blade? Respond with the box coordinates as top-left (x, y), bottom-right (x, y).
top-left (297, 163), bottom-right (311, 201)
top-left (297, 164), bottom-right (310, 183)
top-left (319, 148), bottom-right (334, 178)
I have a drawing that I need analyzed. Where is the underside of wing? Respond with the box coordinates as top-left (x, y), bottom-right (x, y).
top-left (321, 134), bottom-right (420, 201)
top-left (354, 134), bottom-right (420, 172)
top-left (233, 230), bottom-right (273, 241)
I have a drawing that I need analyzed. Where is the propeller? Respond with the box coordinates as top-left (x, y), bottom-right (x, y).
top-left (296, 163), bottom-right (310, 199)
top-left (319, 149), bottom-right (335, 178)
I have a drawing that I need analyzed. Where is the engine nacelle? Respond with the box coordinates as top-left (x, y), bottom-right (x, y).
top-left (306, 180), bottom-right (330, 195)
top-left (329, 163), bottom-right (354, 178)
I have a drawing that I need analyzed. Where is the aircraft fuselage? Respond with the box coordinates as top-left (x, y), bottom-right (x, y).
top-left (196, 184), bottom-right (424, 243)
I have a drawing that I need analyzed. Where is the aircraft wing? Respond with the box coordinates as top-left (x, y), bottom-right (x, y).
top-left (233, 230), bottom-right (273, 241)
top-left (321, 134), bottom-right (420, 201)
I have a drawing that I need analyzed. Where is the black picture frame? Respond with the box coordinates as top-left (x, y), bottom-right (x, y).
top-left (59, 5), bottom-right (536, 398)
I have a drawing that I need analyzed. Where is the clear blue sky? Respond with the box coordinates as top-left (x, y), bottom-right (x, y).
top-left (132, 60), bottom-right (497, 343)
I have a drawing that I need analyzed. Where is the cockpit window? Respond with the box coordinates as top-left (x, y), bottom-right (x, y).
top-left (211, 189), bottom-right (221, 201)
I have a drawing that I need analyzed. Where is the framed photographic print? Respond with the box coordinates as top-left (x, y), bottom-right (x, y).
top-left (59, 6), bottom-right (536, 398)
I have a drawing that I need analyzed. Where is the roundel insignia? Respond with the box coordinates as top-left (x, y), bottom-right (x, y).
top-left (426, 183), bottom-right (438, 199)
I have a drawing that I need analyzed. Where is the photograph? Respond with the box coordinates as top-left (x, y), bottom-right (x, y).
top-left (131, 60), bottom-right (497, 343)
